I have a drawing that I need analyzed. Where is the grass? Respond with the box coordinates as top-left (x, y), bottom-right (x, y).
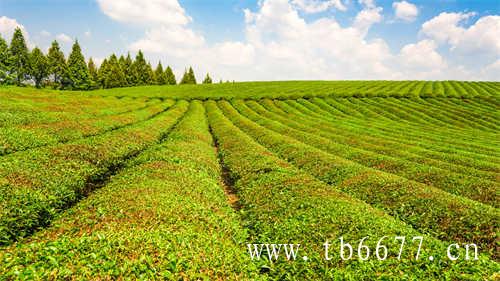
top-left (0, 82), bottom-right (498, 279)
top-left (0, 100), bottom-right (187, 244)
top-left (0, 101), bottom-right (260, 279)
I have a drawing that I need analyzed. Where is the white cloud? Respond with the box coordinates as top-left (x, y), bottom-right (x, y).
top-left (84, 30), bottom-right (91, 37)
top-left (457, 15), bottom-right (500, 55)
top-left (226, 0), bottom-right (393, 80)
top-left (359, 0), bottom-right (376, 9)
top-left (0, 16), bottom-right (29, 42)
top-left (40, 30), bottom-right (51, 37)
top-left (480, 59), bottom-right (500, 81)
top-left (210, 42), bottom-right (255, 66)
top-left (420, 12), bottom-right (500, 72)
top-left (353, 6), bottom-right (383, 36)
top-left (393, 1), bottom-right (418, 22)
top-left (96, 0), bottom-right (498, 81)
top-left (96, 0), bottom-right (203, 56)
top-left (398, 39), bottom-right (446, 72)
top-left (56, 33), bottom-right (73, 43)
top-left (291, 0), bottom-right (347, 13)
top-left (96, 0), bottom-right (190, 26)
top-left (421, 12), bottom-right (476, 45)
top-left (129, 25), bottom-right (204, 56)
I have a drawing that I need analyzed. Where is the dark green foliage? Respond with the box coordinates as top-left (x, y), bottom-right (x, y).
top-left (103, 54), bottom-right (126, 88)
top-left (29, 47), bottom-right (48, 88)
top-left (146, 63), bottom-right (155, 85)
top-left (154, 62), bottom-right (167, 85)
top-left (47, 40), bottom-right (66, 88)
top-left (180, 66), bottom-right (196, 85)
top-left (0, 35), bottom-right (12, 84)
top-left (117, 55), bottom-right (129, 87)
top-left (66, 41), bottom-right (91, 90)
top-left (202, 73), bottom-right (212, 84)
top-left (122, 53), bottom-right (134, 86)
top-left (179, 69), bottom-right (189, 84)
top-left (188, 66), bottom-right (196, 84)
top-left (87, 58), bottom-right (99, 89)
top-left (97, 58), bottom-right (109, 88)
top-left (8, 28), bottom-right (29, 86)
top-left (165, 65), bottom-right (176, 85)
top-left (131, 51), bottom-right (153, 86)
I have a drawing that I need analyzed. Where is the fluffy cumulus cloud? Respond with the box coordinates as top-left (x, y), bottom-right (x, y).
top-left (421, 12), bottom-right (500, 55)
top-left (56, 33), bottom-right (73, 43)
top-left (420, 12), bottom-right (500, 76)
top-left (97, 0), bottom-right (203, 57)
top-left (392, 1), bottom-right (418, 22)
top-left (353, 4), bottom-right (383, 36)
top-left (480, 59), bottom-right (500, 81)
top-left (291, 0), bottom-right (346, 13)
top-left (397, 40), bottom-right (447, 78)
top-left (0, 16), bottom-right (29, 42)
top-left (95, 0), bottom-right (498, 81)
top-left (96, 0), bottom-right (190, 26)
top-left (129, 25), bottom-right (204, 57)
top-left (236, 0), bottom-right (393, 80)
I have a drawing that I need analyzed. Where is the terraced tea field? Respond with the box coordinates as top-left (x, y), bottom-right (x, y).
top-left (0, 81), bottom-right (498, 280)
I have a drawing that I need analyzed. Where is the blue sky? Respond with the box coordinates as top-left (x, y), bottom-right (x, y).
top-left (1, 0), bottom-right (499, 81)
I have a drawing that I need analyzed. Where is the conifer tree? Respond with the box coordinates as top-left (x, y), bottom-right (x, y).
top-left (104, 54), bottom-right (126, 88)
top-left (188, 66), bottom-right (197, 84)
top-left (154, 62), bottom-right (168, 85)
top-left (29, 47), bottom-right (48, 88)
top-left (131, 50), bottom-right (152, 86)
top-left (97, 58), bottom-right (109, 88)
top-left (9, 28), bottom-right (29, 86)
top-left (202, 73), bottom-right (212, 84)
top-left (146, 63), bottom-right (154, 85)
top-left (66, 40), bottom-right (90, 90)
top-left (179, 69), bottom-right (189, 85)
top-left (0, 35), bottom-right (11, 84)
top-left (180, 66), bottom-right (196, 85)
top-left (165, 66), bottom-right (176, 85)
top-left (122, 53), bottom-right (133, 86)
top-left (47, 40), bottom-right (66, 87)
top-left (118, 55), bottom-right (125, 68)
top-left (117, 55), bottom-right (129, 86)
top-left (87, 58), bottom-right (98, 89)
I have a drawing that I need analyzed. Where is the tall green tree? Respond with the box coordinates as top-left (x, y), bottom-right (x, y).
top-left (0, 35), bottom-right (11, 84)
top-left (97, 58), bottom-right (109, 88)
top-left (146, 63), bottom-right (155, 85)
top-left (202, 73), bottom-right (212, 84)
top-left (66, 40), bottom-right (91, 90)
top-left (165, 66), bottom-right (176, 85)
top-left (117, 55), bottom-right (128, 86)
top-left (180, 67), bottom-right (196, 85)
top-left (9, 27), bottom-right (29, 86)
top-left (154, 62), bottom-right (168, 85)
top-left (122, 53), bottom-right (133, 86)
top-left (47, 40), bottom-right (66, 88)
top-left (188, 66), bottom-right (197, 84)
top-left (179, 69), bottom-right (189, 85)
top-left (29, 47), bottom-right (48, 88)
top-left (88, 58), bottom-right (98, 89)
top-left (131, 50), bottom-right (152, 85)
top-left (103, 54), bottom-right (126, 88)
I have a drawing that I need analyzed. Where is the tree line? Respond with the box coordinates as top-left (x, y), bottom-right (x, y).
top-left (0, 28), bottom-right (214, 90)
